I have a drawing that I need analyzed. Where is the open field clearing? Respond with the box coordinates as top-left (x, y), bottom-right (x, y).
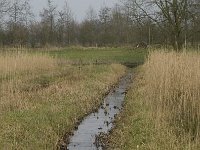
top-left (45, 47), bottom-right (146, 64)
top-left (106, 50), bottom-right (200, 150)
top-left (0, 51), bottom-right (126, 149)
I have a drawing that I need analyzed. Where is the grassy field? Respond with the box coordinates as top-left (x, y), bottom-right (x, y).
top-left (44, 47), bottom-right (146, 64)
top-left (0, 50), bottom-right (128, 149)
top-left (106, 50), bottom-right (200, 150)
top-left (0, 47), bottom-right (147, 149)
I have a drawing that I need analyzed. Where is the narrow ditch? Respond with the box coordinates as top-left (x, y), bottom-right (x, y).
top-left (64, 71), bottom-right (133, 150)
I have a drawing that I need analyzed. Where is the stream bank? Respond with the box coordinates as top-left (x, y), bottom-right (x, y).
top-left (64, 71), bottom-right (133, 150)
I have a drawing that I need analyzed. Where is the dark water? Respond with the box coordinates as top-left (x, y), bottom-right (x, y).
top-left (67, 72), bottom-right (132, 150)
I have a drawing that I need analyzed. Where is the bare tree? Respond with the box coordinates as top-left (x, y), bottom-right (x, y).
top-left (79, 6), bottom-right (99, 46)
top-left (40, 0), bottom-right (57, 45)
top-left (126, 0), bottom-right (197, 50)
top-left (110, 4), bottom-right (127, 45)
top-left (86, 6), bottom-right (98, 21)
top-left (0, 0), bottom-right (10, 22)
top-left (7, 0), bottom-right (33, 46)
top-left (58, 1), bottom-right (74, 45)
top-left (99, 6), bottom-right (112, 45)
top-left (0, 0), bottom-right (10, 46)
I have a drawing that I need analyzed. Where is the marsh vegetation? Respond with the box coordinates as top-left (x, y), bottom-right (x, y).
top-left (0, 49), bottom-right (128, 149)
top-left (0, 0), bottom-right (200, 149)
top-left (107, 50), bottom-right (200, 150)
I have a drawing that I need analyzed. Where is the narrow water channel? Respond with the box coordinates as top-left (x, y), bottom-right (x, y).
top-left (67, 72), bottom-right (132, 150)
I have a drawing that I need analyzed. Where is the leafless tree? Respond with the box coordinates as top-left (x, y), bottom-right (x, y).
top-left (0, 0), bottom-right (9, 17)
top-left (99, 6), bottom-right (112, 45)
top-left (0, 0), bottom-right (10, 22)
top-left (127, 0), bottom-right (200, 50)
top-left (79, 6), bottom-right (99, 46)
top-left (40, 0), bottom-right (57, 45)
top-left (7, 0), bottom-right (33, 45)
top-left (57, 1), bottom-right (74, 45)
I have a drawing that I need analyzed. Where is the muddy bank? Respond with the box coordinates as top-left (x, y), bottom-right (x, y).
top-left (60, 71), bottom-right (132, 150)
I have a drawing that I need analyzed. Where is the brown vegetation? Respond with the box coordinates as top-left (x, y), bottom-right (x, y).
top-left (0, 51), bottom-right (126, 149)
top-left (106, 50), bottom-right (200, 149)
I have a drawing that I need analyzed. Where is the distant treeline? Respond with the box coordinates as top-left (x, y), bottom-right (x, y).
top-left (0, 0), bottom-right (200, 50)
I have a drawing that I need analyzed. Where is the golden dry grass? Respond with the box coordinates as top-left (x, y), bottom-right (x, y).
top-left (0, 51), bottom-right (126, 149)
top-left (143, 51), bottom-right (200, 134)
top-left (140, 50), bottom-right (200, 149)
top-left (0, 52), bottom-right (56, 75)
top-left (107, 50), bottom-right (200, 150)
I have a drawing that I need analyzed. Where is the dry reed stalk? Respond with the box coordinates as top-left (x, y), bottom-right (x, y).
top-left (142, 50), bottom-right (200, 141)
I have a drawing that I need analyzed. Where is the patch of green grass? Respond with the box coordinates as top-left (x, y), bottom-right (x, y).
top-left (46, 47), bottom-right (146, 64)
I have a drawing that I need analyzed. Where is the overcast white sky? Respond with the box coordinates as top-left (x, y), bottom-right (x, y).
top-left (30, 0), bottom-right (119, 22)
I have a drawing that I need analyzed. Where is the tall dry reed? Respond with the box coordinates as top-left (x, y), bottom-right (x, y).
top-left (142, 50), bottom-right (200, 140)
top-left (0, 52), bottom-right (57, 111)
top-left (0, 52), bottom-right (56, 76)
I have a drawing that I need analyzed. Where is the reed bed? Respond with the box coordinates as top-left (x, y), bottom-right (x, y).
top-left (141, 50), bottom-right (200, 149)
top-left (0, 52), bottom-right (56, 75)
top-left (107, 50), bottom-right (200, 150)
top-left (0, 51), bottom-right (126, 149)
